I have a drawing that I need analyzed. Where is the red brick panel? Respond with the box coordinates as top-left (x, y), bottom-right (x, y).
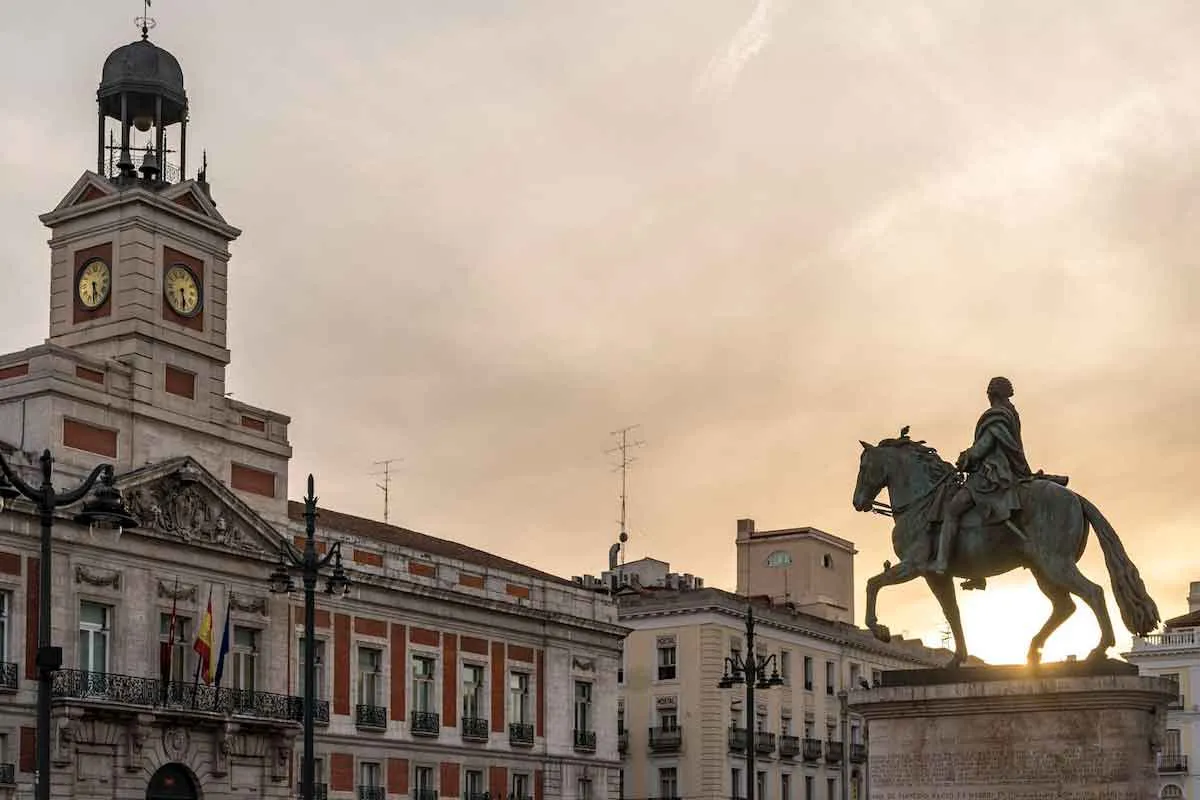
top-left (442, 634), bottom-right (458, 727)
top-left (506, 583), bottom-right (530, 599)
top-left (0, 364), bottom-right (29, 380)
top-left (440, 762), bottom-right (460, 797)
top-left (488, 766), bottom-right (507, 799)
top-left (240, 415), bottom-right (266, 431)
top-left (75, 365), bottom-right (104, 384)
top-left (231, 463), bottom-right (276, 498)
top-left (0, 551), bottom-right (20, 576)
top-left (509, 645), bottom-right (534, 663)
top-left (410, 627), bottom-right (439, 647)
top-left (535, 770), bottom-right (544, 800)
top-left (354, 617), bottom-right (386, 638)
top-left (388, 759), bottom-right (410, 795)
top-left (73, 242), bottom-right (113, 324)
top-left (162, 246), bottom-right (205, 332)
top-left (333, 613), bottom-right (351, 716)
top-left (408, 561), bottom-right (436, 578)
top-left (294, 606), bottom-right (330, 629)
top-left (490, 642), bottom-right (505, 732)
top-left (330, 753), bottom-right (354, 792)
top-left (62, 418), bottom-right (117, 458)
top-left (461, 636), bottom-right (488, 656)
top-left (164, 365), bottom-right (195, 399)
top-left (354, 549), bottom-right (383, 567)
top-left (458, 572), bottom-right (484, 589)
top-left (536, 649), bottom-right (545, 738)
top-left (18, 727), bottom-right (34, 773)
top-left (390, 624), bottom-right (407, 721)
top-left (77, 185), bottom-right (108, 204)
top-left (25, 557), bottom-right (38, 680)
top-left (292, 536), bottom-right (328, 555)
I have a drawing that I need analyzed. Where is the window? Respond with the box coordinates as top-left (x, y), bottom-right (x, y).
top-left (826, 778), bottom-right (836, 800)
top-left (512, 773), bottom-right (530, 800)
top-left (578, 778), bottom-right (592, 800)
top-left (803, 656), bottom-right (813, 690)
top-left (78, 601), bottom-right (110, 673)
top-left (731, 768), bottom-right (742, 800)
top-left (657, 643), bottom-right (677, 680)
top-left (509, 672), bottom-right (531, 723)
top-left (232, 627), bottom-right (259, 692)
top-left (849, 662), bottom-right (861, 688)
top-left (850, 722), bottom-right (860, 745)
top-left (414, 766), bottom-right (434, 796)
top-left (463, 663), bottom-right (485, 720)
top-left (1165, 728), bottom-right (1182, 754)
top-left (804, 776), bottom-right (813, 800)
top-left (298, 757), bottom-right (326, 790)
top-left (618, 703), bottom-right (625, 733)
top-left (871, 669), bottom-right (882, 687)
top-left (617, 643), bottom-right (625, 685)
top-left (731, 640), bottom-right (742, 665)
top-left (159, 613), bottom-right (191, 683)
top-left (0, 592), bottom-right (9, 662)
top-left (359, 647), bottom-right (382, 707)
top-left (297, 638), bottom-right (326, 699)
top-left (618, 770), bottom-right (625, 800)
top-left (574, 681), bottom-right (593, 731)
top-left (412, 655), bottom-right (435, 713)
top-left (360, 761), bottom-right (381, 789)
top-left (822, 554), bottom-right (833, 569)
top-left (781, 715), bottom-right (792, 735)
top-left (658, 709), bottom-right (677, 730)
top-left (465, 770), bottom-right (485, 800)
top-left (757, 772), bottom-right (767, 800)
top-left (658, 768), bottom-right (677, 800)
top-left (779, 650), bottom-right (790, 683)
top-left (825, 660), bottom-right (836, 695)
top-left (781, 774), bottom-right (791, 800)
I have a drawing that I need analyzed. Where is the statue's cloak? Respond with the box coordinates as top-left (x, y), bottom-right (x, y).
top-left (964, 405), bottom-right (1032, 524)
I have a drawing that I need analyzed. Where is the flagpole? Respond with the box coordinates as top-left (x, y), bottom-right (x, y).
top-left (161, 576), bottom-right (179, 704)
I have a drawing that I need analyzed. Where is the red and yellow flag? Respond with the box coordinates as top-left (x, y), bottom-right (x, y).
top-left (193, 589), bottom-right (215, 684)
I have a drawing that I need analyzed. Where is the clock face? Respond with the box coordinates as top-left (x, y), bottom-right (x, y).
top-left (77, 259), bottom-right (111, 309)
top-left (164, 264), bottom-right (202, 317)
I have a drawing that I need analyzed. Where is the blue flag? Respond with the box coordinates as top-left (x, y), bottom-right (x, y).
top-left (212, 605), bottom-right (232, 688)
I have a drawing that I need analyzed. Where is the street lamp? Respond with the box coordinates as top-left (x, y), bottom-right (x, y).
top-left (267, 474), bottom-right (350, 800)
top-left (0, 448), bottom-right (137, 800)
top-left (717, 605), bottom-right (783, 800)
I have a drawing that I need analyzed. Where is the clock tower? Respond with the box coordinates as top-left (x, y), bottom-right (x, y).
top-left (0, 28), bottom-right (291, 521)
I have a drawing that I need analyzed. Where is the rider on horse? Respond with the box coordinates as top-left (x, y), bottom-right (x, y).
top-left (931, 376), bottom-right (1033, 587)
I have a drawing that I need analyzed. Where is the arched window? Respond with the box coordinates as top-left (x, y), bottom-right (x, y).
top-left (1161, 786), bottom-right (1183, 799)
top-left (147, 763), bottom-right (198, 800)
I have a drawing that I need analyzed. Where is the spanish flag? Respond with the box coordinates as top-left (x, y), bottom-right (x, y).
top-left (193, 588), bottom-right (215, 684)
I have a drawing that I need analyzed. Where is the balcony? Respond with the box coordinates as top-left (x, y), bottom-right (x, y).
top-left (358, 788), bottom-right (386, 800)
top-left (295, 782), bottom-right (329, 800)
top-left (754, 731), bottom-right (776, 756)
top-left (618, 727), bottom-right (628, 755)
top-left (461, 716), bottom-right (489, 742)
top-left (728, 727), bottom-right (748, 752)
top-left (778, 735), bottom-right (800, 758)
top-left (290, 698), bottom-right (331, 726)
top-left (0, 764), bottom-right (13, 786)
top-left (825, 741), bottom-right (844, 763)
top-left (0, 662), bottom-right (16, 691)
top-left (411, 710), bottom-right (440, 737)
top-left (509, 722), bottom-right (535, 747)
top-left (850, 743), bottom-right (867, 763)
top-left (802, 738), bottom-right (822, 761)
top-left (356, 704), bottom-right (388, 730)
top-left (574, 729), bottom-right (597, 752)
top-left (649, 726), bottom-right (682, 753)
top-left (52, 670), bottom-right (302, 723)
top-left (1131, 629), bottom-right (1198, 652)
top-left (657, 665), bottom-right (677, 681)
top-left (1158, 754), bottom-right (1189, 774)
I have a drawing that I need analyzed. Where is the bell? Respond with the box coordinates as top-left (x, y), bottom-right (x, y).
top-left (139, 148), bottom-right (160, 181)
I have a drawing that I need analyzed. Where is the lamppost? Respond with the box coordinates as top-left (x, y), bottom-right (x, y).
top-left (267, 475), bottom-right (349, 800)
top-left (0, 448), bottom-right (138, 800)
top-left (718, 605), bottom-right (783, 800)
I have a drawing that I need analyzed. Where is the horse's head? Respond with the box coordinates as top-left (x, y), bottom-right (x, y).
top-left (852, 439), bottom-right (889, 512)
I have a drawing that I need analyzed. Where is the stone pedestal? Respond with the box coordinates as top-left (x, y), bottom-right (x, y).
top-left (848, 660), bottom-right (1176, 800)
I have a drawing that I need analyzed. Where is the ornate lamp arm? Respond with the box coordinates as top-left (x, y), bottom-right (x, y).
top-left (0, 450), bottom-right (39, 501)
top-left (55, 464), bottom-right (114, 508)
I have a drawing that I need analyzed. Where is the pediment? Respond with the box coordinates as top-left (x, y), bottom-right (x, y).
top-left (159, 180), bottom-right (227, 224)
top-left (54, 172), bottom-right (117, 211)
top-left (117, 457), bottom-right (283, 556)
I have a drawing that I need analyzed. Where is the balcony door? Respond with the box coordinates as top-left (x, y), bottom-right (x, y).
top-left (146, 763), bottom-right (198, 800)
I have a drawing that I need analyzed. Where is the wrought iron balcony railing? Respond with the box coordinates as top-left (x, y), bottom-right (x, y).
top-left (573, 729), bottom-right (597, 752)
top-left (411, 710), bottom-right (440, 736)
top-left (618, 727), bottom-right (628, 754)
top-left (356, 704), bottom-right (388, 730)
top-left (850, 742), bottom-right (867, 763)
top-left (0, 764), bottom-right (13, 786)
top-left (461, 716), bottom-right (489, 741)
top-left (0, 662), bottom-right (16, 691)
top-left (412, 790), bottom-right (436, 800)
top-left (802, 738), bottom-right (822, 761)
top-left (778, 735), bottom-right (800, 757)
top-left (465, 793), bottom-right (488, 800)
top-left (295, 782), bottom-right (329, 800)
top-left (649, 726), bottom-right (682, 752)
top-left (825, 740), bottom-right (844, 763)
top-left (1158, 753), bottom-right (1189, 774)
top-left (358, 788), bottom-right (386, 800)
top-left (509, 722), bottom-right (534, 746)
top-left (754, 731), bottom-right (776, 755)
top-left (52, 670), bottom-right (302, 722)
top-left (728, 727), bottom-right (748, 752)
top-left (289, 698), bottom-right (330, 725)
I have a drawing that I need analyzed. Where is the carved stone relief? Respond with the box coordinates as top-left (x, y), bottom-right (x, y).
top-left (572, 657), bottom-right (596, 672)
top-left (157, 580), bottom-right (197, 602)
top-left (655, 695), bottom-right (678, 709)
top-left (656, 635), bottom-right (677, 648)
top-left (124, 474), bottom-right (264, 553)
top-left (75, 566), bottom-right (120, 590)
top-left (229, 592), bottom-right (267, 616)
top-left (163, 725), bottom-right (190, 762)
top-left (125, 714), bottom-right (153, 773)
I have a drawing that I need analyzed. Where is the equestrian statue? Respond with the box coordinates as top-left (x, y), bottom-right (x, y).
top-left (851, 376), bottom-right (1159, 667)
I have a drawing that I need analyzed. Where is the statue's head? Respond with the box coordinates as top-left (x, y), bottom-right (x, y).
top-left (987, 376), bottom-right (1014, 400)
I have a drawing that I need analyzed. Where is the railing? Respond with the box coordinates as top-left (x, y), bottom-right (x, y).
top-left (802, 738), bottom-right (822, 761)
top-left (778, 735), bottom-right (800, 757)
top-left (657, 665), bottom-right (676, 681)
top-left (465, 794), bottom-right (488, 800)
top-left (52, 670), bottom-right (301, 722)
top-left (754, 731), bottom-right (776, 755)
top-left (412, 790), bottom-right (436, 800)
top-left (0, 662), bottom-right (16, 691)
top-left (825, 741), bottom-right (844, 763)
top-left (1133, 629), bottom-right (1198, 649)
top-left (1158, 753), bottom-right (1189, 774)
top-left (358, 788), bottom-right (386, 800)
top-left (649, 726), bottom-right (682, 752)
top-left (411, 710), bottom-right (440, 736)
top-left (728, 727), bottom-right (748, 752)
top-left (289, 698), bottom-right (331, 725)
top-left (573, 729), bottom-right (597, 752)
top-left (509, 722), bottom-right (534, 746)
top-left (461, 716), bottom-right (489, 741)
top-left (356, 704), bottom-right (388, 730)
top-left (850, 742), bottom-right (867, 763)
top-left (101, 152), bottom-right (182, 184)
top-left (618, 727), bottom-right (628, 754)
top-left (295, 782), bottom-right (329, 800)
top-left (0, 764), bottom-right (13, 786)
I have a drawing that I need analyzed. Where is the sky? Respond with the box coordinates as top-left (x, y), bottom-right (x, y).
top-left (2, 1), bottom-right (1199, 665)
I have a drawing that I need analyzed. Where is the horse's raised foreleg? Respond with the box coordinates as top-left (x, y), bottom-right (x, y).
top-left (1027, 569), bottom-right (1077, 666)
top-left (924, 574), bottom-right (967, 667)
top-left (865, 561), bottom-right (922, 642)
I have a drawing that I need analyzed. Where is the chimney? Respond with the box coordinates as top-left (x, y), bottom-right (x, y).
top-left (737, 518), bottom-right (756, 539)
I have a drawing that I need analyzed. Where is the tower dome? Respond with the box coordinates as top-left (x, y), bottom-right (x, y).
top-left (98, 39), bottom-right (187, 125)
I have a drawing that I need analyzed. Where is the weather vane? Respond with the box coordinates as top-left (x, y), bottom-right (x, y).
top-left (135, 0), bottom-right (157, 41)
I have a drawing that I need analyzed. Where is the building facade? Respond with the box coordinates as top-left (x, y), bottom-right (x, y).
top-left (0, 28), bottom-right (625, 800)
top-left (1127, 581), bottom-right (1200, 800)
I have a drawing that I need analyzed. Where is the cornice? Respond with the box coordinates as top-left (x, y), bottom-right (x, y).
top-left (41, 183), bottom-right (241, 242)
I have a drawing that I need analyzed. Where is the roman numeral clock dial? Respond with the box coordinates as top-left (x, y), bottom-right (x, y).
top-left (76, 258), bottom-right (111, 309)
top-left (164, 264), bottom-right (202, 317)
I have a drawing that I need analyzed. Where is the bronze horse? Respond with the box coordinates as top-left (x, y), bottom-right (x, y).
top-left (852, 431), bottom-right (1159, 666)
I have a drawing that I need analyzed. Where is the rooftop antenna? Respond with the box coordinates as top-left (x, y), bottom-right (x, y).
top-left (939, 624), bottom-right (952, 650)
top-left (372, 459), bottom-right (401, 524)
top-left (607, 425), bottom-right (644, 567)
top-left (135, 0), bottom-right (156, 41)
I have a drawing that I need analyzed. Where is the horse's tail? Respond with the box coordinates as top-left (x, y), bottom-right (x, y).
top-left (1078, 494), bottom-right (1161, 635)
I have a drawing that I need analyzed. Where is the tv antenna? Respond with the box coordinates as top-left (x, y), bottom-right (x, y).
top-left (939, 624), bottom-right (953, 650)
top-left (371, 459), bottom-right (401, 524)
top-left (606, 425), bottom-right (644, 566)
